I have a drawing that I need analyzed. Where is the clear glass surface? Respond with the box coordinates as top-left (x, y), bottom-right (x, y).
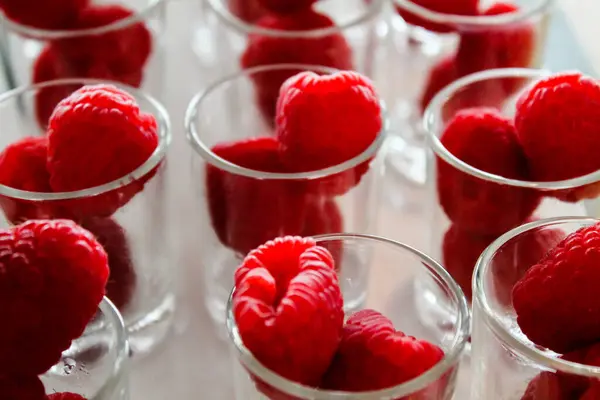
top-left (185, 64), bottom-right (388, 329)
top-left (227, 234), bottom-right (470, 399)
top-left (0, 79), bottom-right (174, 357)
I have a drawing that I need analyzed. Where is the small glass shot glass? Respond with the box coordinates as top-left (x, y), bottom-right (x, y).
top-left (420, 68), bottom-right (600, 313)
top-left (471, 217), bottom-right (600, 399)
top-left (0, 79), bottom-right (174, 357)
top-left (227, 233), bottom-right (471, 399)
top-left (0, 0), bottom-right (166, 121)
top-left (185, 64), bottom-right (388, 327)
top-left (42, 297), bottom-right (130, 399)
top-left (196, 0), bottom-right (384, 101)
top-left (385, 0), bottom-right (554, 185)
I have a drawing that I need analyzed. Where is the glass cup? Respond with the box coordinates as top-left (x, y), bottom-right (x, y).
top-left (385, 0), bottom-right (554, 186)
top-left (185, 64), bottom-right (388, 327)
top-left (0, 0), bottom-right (166, 126)
top-left (196, 0), bottom-right (385, 118)
top-left (0, 79), bottom-right (174, 357)
top-left (227, 233), bottom-right (470, 399)
top-left (41, 297), bottom-right (130, 399)
top-left (422, 68), bottom-right (600, 312)
top-left (471, 217), bottom-right (600, 399)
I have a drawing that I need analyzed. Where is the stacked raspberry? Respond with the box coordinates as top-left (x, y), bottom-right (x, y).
top-left (0, 1), bottom-right (155, 127)
top-left (232, 236), bottom-right (445, 396)
top-left (417, 1), bottom-right (536, 113)
top-left (239, 0), bottom-right (353, 124)
top-left (207, 70), bottom-right (382, 255)
top-left (0, 219), bottom-right (110, 400)
top-left (0, 84), bottom-right (157, 310)
top-left (511, 223), bottom-right (600, 399)
top-left (438, 72), bottom-right (600, 301)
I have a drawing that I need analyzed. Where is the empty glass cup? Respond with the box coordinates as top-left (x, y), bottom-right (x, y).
top-left (0, 79), bottom-right (174, 356)
top-left (185, 64), bottom-right (388, 327)
top-left (227, 233), bottom-right (470, 399)
top-left (471, 217), bottom-right (600, 399)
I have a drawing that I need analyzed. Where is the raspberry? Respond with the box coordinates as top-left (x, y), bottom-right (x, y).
top-left (0, 136), bottom-right (54, 224)
top-left (0, 375), bottom-right (46, 400)
top-left (47, 394), bottom-right (88, 400)
top-left (276, 71), bottom-right (381, 195)
top-left (0, 0), bottom-right (88, 30)
top-left (81, 217), bottom-right (135, 312)
top-left (513, 222), bottom-right (600, 353)
top-left (420, 55), bottom-right (459, 114)
top-left (442, 224), bottom-right (495, 301)
top-left (228, 0), bottom-right (266, 22)
top-left (515, 72), bottom-right (600, 202)
top-left (33, 44), bottom-right (144, 129)
top-left (47, 84), bottom-right (159, 217)
top-left (257, 0), bottom-right (317, 14)
top-left (395, 0), bottom-right (479, 33)
top-left (206, 137), bottom-right (306, 255)
top-left (233, 236), bottom-right (344, 385)
top-left (520, 372), bottom-right (572, 400)
top-left (457, 2), bottom-right (535, 93)
top-left (0, 219), bottom-right (109, 375)
top-left (322, 309), bottom-right (444, 391)
top-left (67, 5), bottom-right (152, 75)
top-left (581, 384), bottom-right (600, 400)
top-left (241, 9), bottom-right (353, 125)
top-left (437, 107), bottom-right (540, 235)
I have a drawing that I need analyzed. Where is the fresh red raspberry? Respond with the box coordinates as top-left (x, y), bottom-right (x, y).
top-left (66, 5), bottom-right (152, 75)
top-left (228, 0), bottom-right (266, 23)
top-left (322, 309), bottom-right (444, 391)
top-left (581, 383), bottom-right (600, 400)
top-left (437, 107), bottom-right (540, 235)
top-left (47, 394), bottom-right (88, 400)
top-left (257, 0), bottom-right (317, 14)
top-left (0, 136), bottom-right (55, 224)
top-left (46, 84), bottom-right (158, 217)
top-left (515, 72), bottom-right (600, 202)
top-left (457, 2), bottom-right (535, 93)
top-left (276, 71), bottom-right (381, 196)
top-left (491, 222), bottom-right (564, 306)
top-left (520, 372), bottom-right (573, 400)
top-left (33, 44), bottom-right (144, 129)
top-left (395, 0), bottom-right (479, 33)
top-left (420, 55), bottom-right (459, 114)
top-left (513, 222), bottom-right (600, 353)
top-left (241, 9), bottom-right (353, 125)
top-left (0, 219), bottom-right (109, 375)
top-left (303, 198), bottom-right (343, 266)
top-left (206, 137), bottom-right (307, 255)
top-left (442, 224), bottom-right (495, 301)
top-left (0, 375), bottom-right (46, 400)
top-left (81, 217), bottom-right (135, 312)
top-left (233, 236), bottom-right (344, 385)
top-left (0, 0), bottom-right (88, 30)
top-left (0, 136), bottom-right (51, 193)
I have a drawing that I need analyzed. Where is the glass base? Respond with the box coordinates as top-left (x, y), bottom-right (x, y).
top-left (125, 294), bottom-right (176, 357)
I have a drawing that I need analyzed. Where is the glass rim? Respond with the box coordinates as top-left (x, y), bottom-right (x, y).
top-left (424, 67), bottom-right (600, 191)
top-left (185, 64), bottom-right (388, 181)
top-left (0, 78), bottom-right (171, 201)
top-left (394, 0), bottom-right (554, 27)
top-left (91, 297), bottom-right (130, 400)
top-left (0, 0), bottom-right (164, 39)
top-left (205, 0), bottom-right (384, 38)
top-left (226, 233), bottom-right (471, 399)
top-left (473, 216), bottom-right (600, 378)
